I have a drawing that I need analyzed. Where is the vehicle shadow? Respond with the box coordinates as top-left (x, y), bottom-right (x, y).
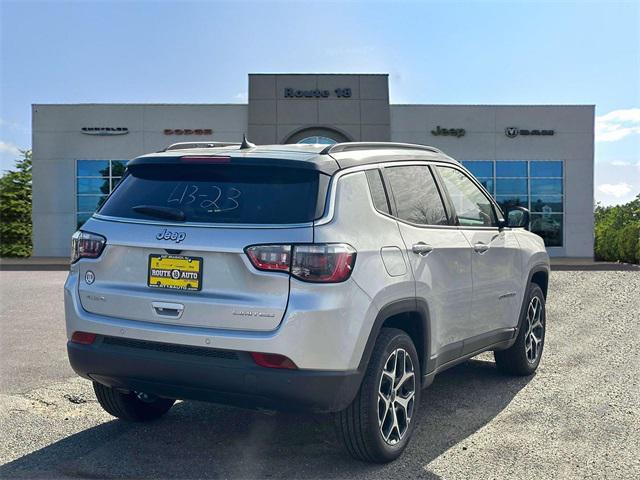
top-left (0, 358), bottom-right (532, 479)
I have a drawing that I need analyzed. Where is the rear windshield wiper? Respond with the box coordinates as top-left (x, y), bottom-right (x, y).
top-left (132, 205), bottom-right (186, 221)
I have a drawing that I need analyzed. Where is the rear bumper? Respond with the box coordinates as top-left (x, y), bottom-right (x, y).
top-left (67, 337), bottom-right (363, 413)
top-left (64, 269), bottom-right (378, 372)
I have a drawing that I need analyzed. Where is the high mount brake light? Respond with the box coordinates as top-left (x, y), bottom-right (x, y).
top-left (180, 156), bottom-right (231, 163)
top-left (245, 244), bottom-right (356, 283)
top-left (71, 231), bottom-right (106, 263)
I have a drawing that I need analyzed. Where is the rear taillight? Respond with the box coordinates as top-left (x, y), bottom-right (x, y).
top-left (291, 244), bottom-right (356, 283)
top-left (245, 243), bottom-right (356, 283)
top-left (71, 231), bottom-right (106, 263)
top-left (245, 245), bottom-right (292, 272)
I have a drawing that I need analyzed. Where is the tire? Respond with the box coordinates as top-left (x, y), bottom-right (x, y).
top-left (335, 328), bottom-right (421, 463)
top-left (494, 283), bottom-right (546, 376)
top-left (93, 382), bottom-right (175, 422)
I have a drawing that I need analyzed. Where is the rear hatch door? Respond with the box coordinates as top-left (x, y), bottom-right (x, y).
top-left (77, 158), bottom-right (324, 332)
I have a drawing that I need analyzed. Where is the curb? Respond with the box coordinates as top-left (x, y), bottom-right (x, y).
top-left (1, 258), bottom-right (638, 272)
top-left (551, 263), bottom-right (640, 272)
top-left (0, 257), bottom-right (69, 272)
top-left (0, 264), bottom-right (69, 271)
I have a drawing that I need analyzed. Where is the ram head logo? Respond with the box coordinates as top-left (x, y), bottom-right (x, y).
top-left (505, 127), bottom-right (520, 138)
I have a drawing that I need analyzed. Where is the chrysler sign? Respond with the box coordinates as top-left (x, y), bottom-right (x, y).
top-left (505, 127), bottom-right (554, 138)
top-left (81, 127), bottom-right (128, 135)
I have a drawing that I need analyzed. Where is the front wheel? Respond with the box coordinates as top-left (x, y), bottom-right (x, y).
top-left (93, 382), bottom-right (175, 422)
top-left (335, 328), bottom-right (421, 463)
top-left (494, 283), bottom-right (546, 376)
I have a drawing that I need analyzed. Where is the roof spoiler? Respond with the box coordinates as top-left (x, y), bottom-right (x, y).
top-left (162, 142), bottom-right (241, 152)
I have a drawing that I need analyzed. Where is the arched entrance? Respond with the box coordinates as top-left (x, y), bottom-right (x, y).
top-left (284, 127), bottom-right (351, 145)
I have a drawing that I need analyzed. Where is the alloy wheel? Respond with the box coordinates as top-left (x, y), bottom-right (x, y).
top-left (378, 348), bottom-right (416, 445)
top-left (525, 296), bottom-right (544, 363)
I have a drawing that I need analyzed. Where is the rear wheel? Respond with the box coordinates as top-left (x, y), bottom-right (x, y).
top-left (93, 382), bottom-right (175, 421)
top-left (335, 328), bottom-right (421, 463)
top-left (494, 283), bottom-right (546, 375)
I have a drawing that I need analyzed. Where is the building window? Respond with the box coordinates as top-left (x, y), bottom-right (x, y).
top-left (462, 160), bottom-right (494, 196)
top-left (76, 160), bottom-right (127, 228)
top-left (462, 160), bottom-right (564, 247)
top-left (297, 136), bottom-right (337, 145)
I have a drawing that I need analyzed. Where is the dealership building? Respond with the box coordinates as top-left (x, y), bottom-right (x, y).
top-left (32, 73), bottom-right (595, 258)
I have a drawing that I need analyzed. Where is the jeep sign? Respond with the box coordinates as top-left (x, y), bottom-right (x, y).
top-left (431, 126), bottom-right (466, 138)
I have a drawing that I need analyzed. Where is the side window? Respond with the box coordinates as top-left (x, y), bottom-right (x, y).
top-left (384, 165), bottom-right (448, 226)
top-left (365, 169), bottom-right (391, 215)
top-left (437, 166), bottom-right (497, 227)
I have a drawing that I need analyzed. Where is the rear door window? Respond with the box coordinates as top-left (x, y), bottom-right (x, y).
top-left (384, 165), bottom-right (449, 226)
top-left (99, 164), bottom-right (323, 224)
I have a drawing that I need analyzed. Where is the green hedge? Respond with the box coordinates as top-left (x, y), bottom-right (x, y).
top-left (594, 194), bottom-right (640, 264)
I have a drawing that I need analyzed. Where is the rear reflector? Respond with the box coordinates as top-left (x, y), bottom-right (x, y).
top-left (71, 331), bottom-right (97, 345)
top-left (180, 156), bottom-right (231, 163)
top-left (250, 352), bottom-right (297, 369)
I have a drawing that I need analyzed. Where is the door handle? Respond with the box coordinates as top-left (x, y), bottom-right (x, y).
top-left (412, 242), bottom-right (434, 256)
top-left (152, 301), bottom-right (184, 318)
top-left (473, 242), bottom-right (490, 254)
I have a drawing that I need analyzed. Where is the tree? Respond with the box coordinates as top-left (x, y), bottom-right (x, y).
top-left (594, 194), bottom-right (640, 264)
top-left (0, 149), bottom-right (32, 257)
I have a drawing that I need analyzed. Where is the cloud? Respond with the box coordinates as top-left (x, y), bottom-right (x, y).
top-left (595, 108), bottom-right (640, 142)
top-left (0, 118), bottom-right (29, 134)
top-left (597, 182), bottom-right (633, 198)
top-left (234, 92), bottom-right (248, 102)
top-left (0, 140), bottom-right (21, 156)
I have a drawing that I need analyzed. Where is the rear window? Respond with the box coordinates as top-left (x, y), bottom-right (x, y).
top-left (98, 164), bottom-right (324, 224)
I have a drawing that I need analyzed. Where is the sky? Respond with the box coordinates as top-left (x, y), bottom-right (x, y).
top-left (1, 0), bottom-right (638, 205)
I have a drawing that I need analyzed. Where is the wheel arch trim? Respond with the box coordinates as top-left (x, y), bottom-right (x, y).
top-left (515, 264), bottom-right (549, 336)
top-left (357, 298), bottom-right (431, 376)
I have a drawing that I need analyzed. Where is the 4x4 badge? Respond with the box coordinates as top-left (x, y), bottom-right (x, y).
top-left (156, 229), bottom-right (186, 243)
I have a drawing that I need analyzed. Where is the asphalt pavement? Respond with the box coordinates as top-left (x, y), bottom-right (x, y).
top-left (0, 269), bottom-right (638, 479)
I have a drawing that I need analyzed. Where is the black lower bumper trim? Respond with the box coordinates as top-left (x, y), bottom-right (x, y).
top-left (67, 339), bottom-right (362, 413)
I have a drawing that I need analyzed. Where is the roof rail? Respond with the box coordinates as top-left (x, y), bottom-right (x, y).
top-left (163, 141), bottom-right (241, 152)
top-left (321, 142), bottom-right (442, 155)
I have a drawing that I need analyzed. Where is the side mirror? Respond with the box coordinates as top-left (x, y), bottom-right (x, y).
top-left (506, 206), bottom-right (530, 229)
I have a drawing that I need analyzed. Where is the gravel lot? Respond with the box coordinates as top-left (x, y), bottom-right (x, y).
top-left (1, 269), bottom-right (639, 479)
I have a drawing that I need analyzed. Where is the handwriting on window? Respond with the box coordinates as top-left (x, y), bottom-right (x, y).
top-left (167, 184), bottom-right (241, 213)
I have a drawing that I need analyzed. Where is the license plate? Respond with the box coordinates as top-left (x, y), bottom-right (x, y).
top-left (148, 255), bottom-right (203, 291)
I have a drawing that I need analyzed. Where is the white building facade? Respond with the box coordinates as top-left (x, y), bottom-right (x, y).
top-left (32, 73), bottom-right (594, 258)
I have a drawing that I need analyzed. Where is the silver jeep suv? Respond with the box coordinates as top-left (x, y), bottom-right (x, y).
top-left (65, 141), bottom-right (550, 463)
